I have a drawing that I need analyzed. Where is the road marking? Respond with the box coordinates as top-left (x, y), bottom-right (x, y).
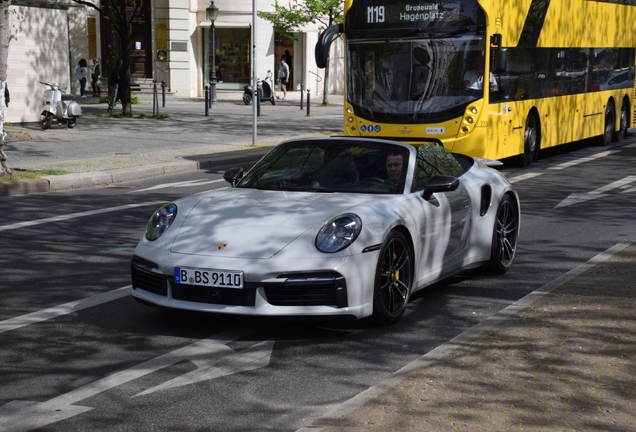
top-left (507, 172), bottom-right (542, 183)
top-left (555, 175), bottom-right (636, 208)
top-left (624, 142), bottom-right (636, 148)
top-left (548, 150), bottom-right (615, 170)
top-left (0, 201), bottom-right (164, 233)
top-left (129, 178), bottom-right (225, 193)
top-left (0, 286), bottom-right (131, 335)
top-left (0, 326), bottom-right (274, 431)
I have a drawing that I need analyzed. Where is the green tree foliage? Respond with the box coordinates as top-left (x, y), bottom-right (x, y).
top-left (258, 0), bottom-right (343, 105)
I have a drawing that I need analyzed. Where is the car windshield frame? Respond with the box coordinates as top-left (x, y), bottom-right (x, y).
top-left (236, 138), bottom-right (416, 195)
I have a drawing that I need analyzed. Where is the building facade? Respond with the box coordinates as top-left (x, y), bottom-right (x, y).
top-left (5, 0), bottom-right (342, 125)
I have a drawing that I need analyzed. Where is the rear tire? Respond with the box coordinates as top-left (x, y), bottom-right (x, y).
top-left (67, 117), bottom-right (77, 129)
top-left (599, 102), bottom-right (615, 146)
top-left (486, 195), bottom-right (519, 274)
top-left (372, 230), bottom-right (412, 325)
top-left (270, 97), bottom-right (276, 106)
top-left (613, 99), bottom-right (628, 142)
top-left (40, 113), bottom-right (52, 130)
top-left (518, 114), bottom-right (539, 167)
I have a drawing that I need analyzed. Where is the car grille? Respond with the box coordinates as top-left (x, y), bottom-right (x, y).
top-left (171, 284), bottom-right (257, 306)
top-left (263, 272), bottom-right (348, 308)
top-left (131, 258), bottom-right (168, 296)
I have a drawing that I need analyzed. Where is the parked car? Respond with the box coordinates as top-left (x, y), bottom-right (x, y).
top-left (131, 137), bottom-right (520, 325)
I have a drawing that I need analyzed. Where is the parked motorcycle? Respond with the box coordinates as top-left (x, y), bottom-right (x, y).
top-left (242, 70), bottom-right (276, 105)
top-left (39, 81), bottom-right (83, 130)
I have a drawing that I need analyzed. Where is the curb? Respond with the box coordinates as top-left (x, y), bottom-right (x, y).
top-left (0, 147), bottom-right (271, 197)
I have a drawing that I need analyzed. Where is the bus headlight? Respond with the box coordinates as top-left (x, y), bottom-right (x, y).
top-left (466, 117), bottom-right (474, 123)
top-left (348, 117), bottom-right (354, 123)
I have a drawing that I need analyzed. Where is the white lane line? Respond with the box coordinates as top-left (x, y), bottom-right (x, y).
top-left (0, 286), bottom-right (131, 335)
top-left (129, 179), bottom-right (225, 193)
top-left (0, 201), bottom-right (164, 233)
top-left (507, 172), bottom-right (542, 183)
top-left (624, 142), bottom-right (636, 148)
top-left (548, 150), bottom-right (615, 170)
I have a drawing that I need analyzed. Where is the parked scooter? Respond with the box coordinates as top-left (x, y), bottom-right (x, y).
top-left (242, 70), bottom-right (276, 105)
top-left (39, 81), bottom-right (83, 130)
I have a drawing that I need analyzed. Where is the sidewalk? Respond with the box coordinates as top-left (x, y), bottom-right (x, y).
top-left (301, 242), bottom-right (636, 431)
top-left (1, 90), bottom-right (344, 196)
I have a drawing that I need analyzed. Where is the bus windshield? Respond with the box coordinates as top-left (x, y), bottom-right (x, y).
top-left (347, 34), bottom-right (488, 123)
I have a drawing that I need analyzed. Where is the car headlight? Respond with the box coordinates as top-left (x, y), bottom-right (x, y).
top-left (315, 213), bottom-right (362, 253)
top-left (145, 203), bottom-right (177, 241)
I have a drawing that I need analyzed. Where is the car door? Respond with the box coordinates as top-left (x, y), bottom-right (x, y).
top-left (410, 144), bottom-right (471, 285)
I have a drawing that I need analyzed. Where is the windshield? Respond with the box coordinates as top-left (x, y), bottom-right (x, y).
top-left (347, 35), bottom-right (490, 123)
top-left (237, 139), bottom-right (412, 194)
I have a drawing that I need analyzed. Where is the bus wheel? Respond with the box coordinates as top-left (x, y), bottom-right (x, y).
top-left (599, 102), bottom-right (615, 146)
top-left (613, 99), bottom-right (629, 142)
top-left (519, 114), bottom-right (539, 167)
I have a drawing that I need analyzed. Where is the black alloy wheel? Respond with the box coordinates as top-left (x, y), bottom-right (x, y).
top-left (486, 194), bottom-right (519, 274)
top-left (372, 230), bottom-right (413, 325)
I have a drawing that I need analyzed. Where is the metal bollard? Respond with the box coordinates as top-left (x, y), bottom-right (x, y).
top-left (306, 89), bottom-right (310, 117)
top-left (299, 83), bottom-right (304, 110)
top-left (162, 81), bottom-right (166, 108)
top-left (205, 86), bottom-right (209, 116)
top-left (153, 82), bottom-right (159, 116)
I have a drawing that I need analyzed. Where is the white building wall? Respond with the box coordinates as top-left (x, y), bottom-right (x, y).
top-left (6, 1), bottom-right (88, 124)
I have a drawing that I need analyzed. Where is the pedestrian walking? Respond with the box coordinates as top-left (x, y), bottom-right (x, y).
top-left (91, 58), bottom-right (102, 97)
top-left (75, 58), bottom-right (89, 98)
top-left (278, 58), bottom-right (289, 100)
top-left (109, 59), bottom-right (123, 105)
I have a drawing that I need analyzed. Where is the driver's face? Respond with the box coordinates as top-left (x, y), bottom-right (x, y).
top-left (386, 154), bottom-right (403, 182)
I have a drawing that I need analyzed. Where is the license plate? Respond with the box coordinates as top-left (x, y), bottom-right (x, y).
top-left (174, 267), bottom-right (243, 289)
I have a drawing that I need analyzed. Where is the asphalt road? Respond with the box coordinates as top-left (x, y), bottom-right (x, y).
top-left (1, 137), bottom-right (635, 431)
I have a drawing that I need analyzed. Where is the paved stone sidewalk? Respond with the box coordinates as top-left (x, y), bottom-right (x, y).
top-left (304, 243), bottom-right (636, 431)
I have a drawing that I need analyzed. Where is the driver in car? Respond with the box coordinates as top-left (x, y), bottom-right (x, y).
top-left (385, 152), bottom-right (405, 190)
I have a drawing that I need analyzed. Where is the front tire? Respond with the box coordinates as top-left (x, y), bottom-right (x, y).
top-left (270, 97), bottom-right (276, 106)
top-left (372, 230), bottom-right (412, 325)
top-left (40, 113), bottom-right (52, 130)
top-left (486, 195), bottom-right (519, 274)
top-left (599, 102), bottom-right (615, 146)
top-left (242, 93), bottom-right (252, 105)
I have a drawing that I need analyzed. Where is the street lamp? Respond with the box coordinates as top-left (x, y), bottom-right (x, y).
top-left (207, 0), bottom-right (219, 103)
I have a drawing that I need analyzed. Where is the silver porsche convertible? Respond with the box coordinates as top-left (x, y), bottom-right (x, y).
top-left (131, 137), bottom-right (519, 325)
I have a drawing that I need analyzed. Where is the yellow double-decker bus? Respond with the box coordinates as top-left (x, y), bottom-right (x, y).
top-left (316, 0), bottom-right (636, 165)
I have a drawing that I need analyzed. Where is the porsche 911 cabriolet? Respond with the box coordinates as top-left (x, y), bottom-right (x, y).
top-left (131, 137), bottom-right (519, 325)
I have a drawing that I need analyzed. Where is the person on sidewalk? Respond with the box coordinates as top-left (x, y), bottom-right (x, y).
top-left (109, 59), bottom-right (123, 105)
top-left (278, 58), bottom-right (290, 100)
top-left (75, 58), bottom-right (89, 98)
top-left (91, 58), bottom-right (102, 97)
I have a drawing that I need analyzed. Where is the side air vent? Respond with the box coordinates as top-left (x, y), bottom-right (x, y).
top-left (480, 184), bottom-right (492, 217)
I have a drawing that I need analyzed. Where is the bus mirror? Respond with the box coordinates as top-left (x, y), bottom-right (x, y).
top-left (495, 48), bottom-right (508, 73)
top-left (315, 24), bottom-right (343, 69)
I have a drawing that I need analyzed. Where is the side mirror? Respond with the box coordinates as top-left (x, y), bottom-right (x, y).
top-left (315, 24), bottom-right (344, 69)
top-left (495, 48), bottom-right (508, 73)
top-left (223, 167), bottom-right (244, 187)
top-left (422, 174), bottom-right (460, 200)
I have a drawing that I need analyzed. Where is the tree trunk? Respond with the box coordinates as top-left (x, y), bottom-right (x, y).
top-left (118, 17), bottom-right (132, 116)
top-left (0, 0), bottom-right (12, 176)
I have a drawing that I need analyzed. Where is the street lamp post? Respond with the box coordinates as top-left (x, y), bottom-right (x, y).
top-left (207, 1), bottom-right (219, 104)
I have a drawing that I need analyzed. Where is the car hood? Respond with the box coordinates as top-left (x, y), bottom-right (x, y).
top-left (170, 189), bottom-right (376, 259)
